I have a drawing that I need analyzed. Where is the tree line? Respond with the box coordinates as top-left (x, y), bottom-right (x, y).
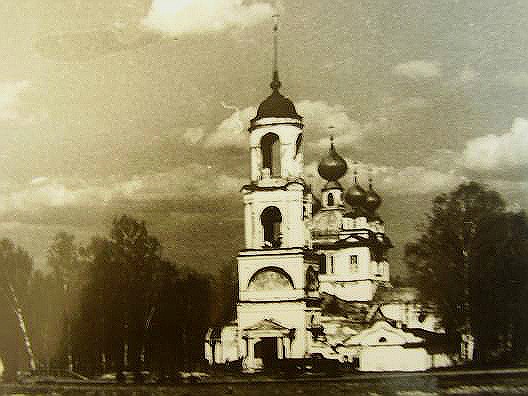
top-left (0, 215), bottom-right (236, 381)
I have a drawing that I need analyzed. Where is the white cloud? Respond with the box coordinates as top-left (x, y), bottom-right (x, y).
top-left (0, 80), bottom-right (30, 120)
top-left (296, 100), bottom-right (361, 149)
top-left (0, 165), bottom-right (244, 213)
top-left (463, 117), bottom-right (528, 172)
top-left (306, 160), bottom-right (465, 197)
top-left (142, 0), bottom-right (274, 36)
top-left (205, 105), bottom-right (255, 148)
top-left (393, 60), bottom-right (442, 79)
top-left (204, 100), bottom-right (361, 150)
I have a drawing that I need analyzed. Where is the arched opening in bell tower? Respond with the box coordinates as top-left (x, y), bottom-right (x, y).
top-left (295, 133), bottom-right (303, 158)
top-left (327, 193), bottom-right (334, 206)
top-left (261, 206), bottom-right (282, 247)
top-left (261, 133), bottom-right (281, 177)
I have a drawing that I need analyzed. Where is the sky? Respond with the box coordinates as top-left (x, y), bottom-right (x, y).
top-left (1, 0), bottom-right (527, 276)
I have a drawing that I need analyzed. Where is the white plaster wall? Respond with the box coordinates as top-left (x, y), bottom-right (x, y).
top-left (359, 346), bottom-right (430, 371)
top-left (204, 342), bottom-right (212, 364)
top-left (431, 353), bottom-right (453, 368)
top-left (220, 325), bottom-right (240, 363)
top-left (323, 246), bottom-right (371, 278)
top-left (319, 279), bottom-right (376, 301)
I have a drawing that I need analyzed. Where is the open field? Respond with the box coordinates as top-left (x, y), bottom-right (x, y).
top-left (2, 368), bottom-right (528, 396)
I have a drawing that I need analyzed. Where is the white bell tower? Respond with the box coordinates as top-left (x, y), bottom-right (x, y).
top-left (236, 18), bottom-right (321, 372)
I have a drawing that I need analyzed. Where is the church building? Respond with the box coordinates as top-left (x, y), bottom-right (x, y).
top-left (204, 24), bottom-right (470, 372)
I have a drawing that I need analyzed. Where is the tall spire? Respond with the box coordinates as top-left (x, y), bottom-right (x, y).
top-left (270, 14), bottom-right (282, 91)
top-left (353, 162), bottom-right (359, 184)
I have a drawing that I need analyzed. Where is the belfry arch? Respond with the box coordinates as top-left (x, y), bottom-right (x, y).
top-left (261, 133), bottom-right (281, 177)
top-left (261, 206), bottom-right (282, 247)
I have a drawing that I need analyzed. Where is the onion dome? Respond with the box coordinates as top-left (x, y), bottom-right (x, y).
top-left (252, 71), bottom-right (302, 122)
top-left (344, 170), bottom-right (366, 207)
top-left (364, 178), bottom-right (382, 212)
top-left (317, 137), bottom-right (348, 182)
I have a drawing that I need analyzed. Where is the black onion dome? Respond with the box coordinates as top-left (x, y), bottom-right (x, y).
top-left (318, 139), bottom-right (348, 181)
top-left (344, 172), bottom-right (366, 207)
top-left (364, 181), bottom-right (382, 212)
top-left (253, 89), bottom-right (301, 121)
top-left (252, 71), bottom-right (301, 122)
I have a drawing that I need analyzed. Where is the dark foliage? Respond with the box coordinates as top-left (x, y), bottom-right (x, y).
top-left (69, 215), bottom-right (213, 378)
top-left (406, 182), bottom-right (528, 363)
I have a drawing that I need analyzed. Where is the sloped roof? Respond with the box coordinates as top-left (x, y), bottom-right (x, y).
top-left (244, 319), bottom-right (289, 332)
top-left (373, 286), bottom-right (420, 304)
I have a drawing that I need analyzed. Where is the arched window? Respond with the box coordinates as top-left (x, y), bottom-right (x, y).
top-left (327, 193), bottom-right (334, 206)
top-left (247, 267), bottom-right (294, 290)
top-left (295, 133), bottom-right (303, 157)
top-left (261, 206), bottom-right (282, 248)
top-left (261, 133), bottom-right (281, 177)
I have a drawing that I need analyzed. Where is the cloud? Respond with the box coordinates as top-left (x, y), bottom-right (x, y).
top-left (0, 80), bottom-right (30, 120)
top-left (393, 60), bottom-right (442, 79)
top-left (205, 105), bottom-right (255, 148)
top-left (0, 165), bottom-right (244, 214)
top-left (306, 160), bottom-right (465, 197)
top-left (296, 100), bottom-right (361, 149)
top-left (204, 100), bottom-right (361, 150)
top-left (463, 117), bottom-right (528, 173)
top-left (142, 0), bottom-right (274, 36)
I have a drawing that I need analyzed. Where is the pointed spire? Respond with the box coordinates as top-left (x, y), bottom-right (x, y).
top-left (270, 14), bottom-right (282, 91)
top-left (329, 126), bottom-right (335, 150)
top-left (365, 168), bottom-right (382, 212)
top-left (353, 162), bottom-right (359, 184)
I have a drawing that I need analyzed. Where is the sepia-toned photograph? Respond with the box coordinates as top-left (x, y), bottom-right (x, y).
top-left (0, 1), bottom-right (527, 394)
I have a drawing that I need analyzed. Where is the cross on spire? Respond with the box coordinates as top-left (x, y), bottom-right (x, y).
top-left (270, 14), bottom-right (282, 91)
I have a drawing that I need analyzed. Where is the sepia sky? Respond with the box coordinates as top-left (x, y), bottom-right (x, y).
top-left (1, 0), bottom-right (527, 275)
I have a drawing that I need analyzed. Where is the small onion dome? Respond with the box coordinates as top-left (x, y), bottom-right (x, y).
top-left (317, 138), bottom-right (348, 181)
top-left (364, 179), bottom-right (382, 212)
top-left (344, 172), bottom-right (366, 207)
top-left (252, 72), bottom-right (301, 122)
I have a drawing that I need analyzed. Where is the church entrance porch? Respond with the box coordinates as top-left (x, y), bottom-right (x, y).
top-left (242, 319), bottom-right (294, 372)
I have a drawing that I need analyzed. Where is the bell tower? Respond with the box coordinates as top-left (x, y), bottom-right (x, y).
top-left (236, 17), bottom-right (321, 372)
